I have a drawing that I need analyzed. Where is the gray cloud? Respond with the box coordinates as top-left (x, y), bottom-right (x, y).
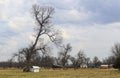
top-left (43, 0), bottom-right (120, 25)
top-left (78, 0), bottom-right (120, 24)
top-left (41, 0), bottom-right (120, 25)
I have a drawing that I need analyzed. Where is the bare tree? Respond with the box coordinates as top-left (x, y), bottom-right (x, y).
top-left (76, 50), bottom-right (86, 68)
top-left (58, 43), bottom-right (72, 68)
top-left (40, 55), bottom-right (54, 68)
top-left (111, 43), bottom-right (120, 70)
top-left (92, 56), bottom-right (101, 68)
top-left (7, 58), bottom-right (14, 68)
top-left (102, 56), bottom-right (115, 65)
top-left (85, 57), bottom-right (91, 67)
top-left (14, 4), bottom-right (62, 72)
top-left (70, 56), bottom-right (77, 69)
top-left (70, 50), bottom-right (86, 69)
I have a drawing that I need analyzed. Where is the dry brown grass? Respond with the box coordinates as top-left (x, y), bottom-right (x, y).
top-left (0, 68), bottom-right (120, 78)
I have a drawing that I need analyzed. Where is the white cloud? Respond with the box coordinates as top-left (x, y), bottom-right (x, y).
top-left (0, 0), bottom-right (38, 61)
top-left (0, 0), bottom-right (9, 5)
top-left (58, 22), bottom-right (120, 59)
top-left (0, 32), bottom-right (32, 61)
top-left (8, 14), bottom-right (34, 33)
top-left (53, 6), bottom-right (92, 25)
top-left (1, 0), bottom-right (120, 61)
top-left (42, 0), bottom-right (80, 10)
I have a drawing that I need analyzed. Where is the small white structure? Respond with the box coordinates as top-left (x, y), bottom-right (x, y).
top-left (80, 64), bottom-right (88, 68)
top-left (30, 66), bottom-right (40, 72)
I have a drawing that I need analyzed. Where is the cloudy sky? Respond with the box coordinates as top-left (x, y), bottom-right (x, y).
top-left (0, 0), bottom-right (120, 61)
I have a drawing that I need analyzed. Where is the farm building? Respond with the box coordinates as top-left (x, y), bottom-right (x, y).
top-left (100, 65), bottom-right (109, 69)
top-left (100, 64), bottom-right (113, 69)
top-left (30, 66), bottom-right (40, 72)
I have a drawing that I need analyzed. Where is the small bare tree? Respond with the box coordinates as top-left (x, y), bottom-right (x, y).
top-left (14, 4), bottom-right (62, 72)
top-left (58, 43), bottom-right (72, 68)
top-left (85, 57), bottom-right (91, 67)
top-left (70, 50), bottom-right (86, 69)
top-left (92, 56), bottom-right (101, 68)
top-left (76, 50), bottom-right (86, 68)
top-left (102, 56), bottom-right (115, 65)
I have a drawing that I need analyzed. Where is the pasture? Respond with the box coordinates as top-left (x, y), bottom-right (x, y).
top-left (0, 68), bottom-right (120, 78)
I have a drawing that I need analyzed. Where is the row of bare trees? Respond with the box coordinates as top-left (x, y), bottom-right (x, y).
top-left (2, 49), bottom-right (112, 69)
top-left (1, 42), bottom-right (118, 70)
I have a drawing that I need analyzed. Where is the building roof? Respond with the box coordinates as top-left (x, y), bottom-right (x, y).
top-left (32, 66), bottom-right (40, 69)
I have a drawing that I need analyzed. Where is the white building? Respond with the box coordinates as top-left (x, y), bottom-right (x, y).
top-left (80, 64), bottom-right (88, 68)
top-left (100, 64), bottom-right (113, 69)
top-left (30, 66), bottom-right (40, 72)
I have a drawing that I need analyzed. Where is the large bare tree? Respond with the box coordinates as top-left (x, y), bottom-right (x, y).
top-left (14, 4), bottom-right (62, 72)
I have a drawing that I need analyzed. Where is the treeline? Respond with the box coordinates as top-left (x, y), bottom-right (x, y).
top-left (0, 47), bottom-right (115, 69)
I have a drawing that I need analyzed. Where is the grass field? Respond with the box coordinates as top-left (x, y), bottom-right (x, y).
top-left (0, 68), bottom-right (120, 78)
